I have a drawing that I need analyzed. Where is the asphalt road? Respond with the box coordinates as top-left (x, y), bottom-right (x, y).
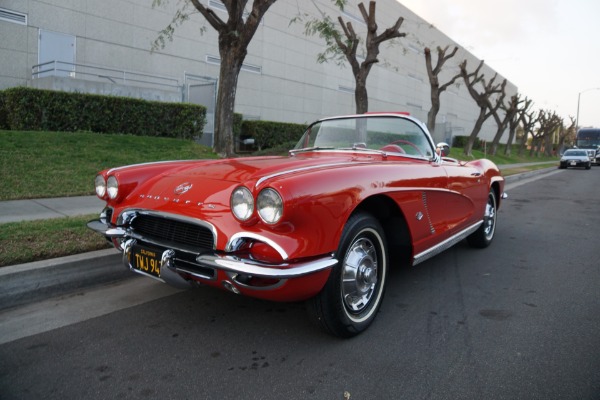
top-left (1, 167), bottom-right (599, 400)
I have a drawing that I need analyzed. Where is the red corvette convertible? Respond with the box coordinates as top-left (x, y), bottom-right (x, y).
top-left (88, 112), bottom-right (506, 337)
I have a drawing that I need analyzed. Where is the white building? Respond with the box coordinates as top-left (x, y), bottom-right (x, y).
top-left (0, 0), bottom-right (517, 145)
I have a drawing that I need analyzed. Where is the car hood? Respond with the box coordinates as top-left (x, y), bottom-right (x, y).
top-left (117, 153), bottom-right (378, 209)
top-left (162, 154), bottom-right (369, 184)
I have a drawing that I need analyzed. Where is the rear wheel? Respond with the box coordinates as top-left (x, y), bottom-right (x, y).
top-left (467, 188), bottom-right (497, 248)
top-left (307, 212), bottom-right (388, 338)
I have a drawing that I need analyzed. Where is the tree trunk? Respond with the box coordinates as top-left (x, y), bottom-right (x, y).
top-left (355, 72), bottom-right (369, 114)
top-left (214, 43), bottom-right (244, 157)
top-left (427, 93), bottom-right (440, 136)
top-left (464, 108), bottom-right (486, 156)
top-left (503, 121), bottom-right (518, 156)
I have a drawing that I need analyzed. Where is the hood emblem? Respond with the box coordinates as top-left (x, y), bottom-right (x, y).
top-left (174, 182), bottom-right (193, 195)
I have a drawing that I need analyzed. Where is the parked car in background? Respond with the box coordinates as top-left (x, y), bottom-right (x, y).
top-left (88, 112), bottom-right (506, 337)
top-left (559, 149), bottom-right (592, 169)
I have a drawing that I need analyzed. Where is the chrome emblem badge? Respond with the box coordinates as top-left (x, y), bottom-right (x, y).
top-left (174, 182), bottom-right (193, 195)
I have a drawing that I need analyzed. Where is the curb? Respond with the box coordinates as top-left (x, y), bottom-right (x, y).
top-left (504, 166), bottom-right (558, 183)
top-left (0, 248), bottom-right (133, 311)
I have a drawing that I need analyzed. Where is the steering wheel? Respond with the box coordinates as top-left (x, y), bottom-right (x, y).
top-left (389, 139), bottom-right (424, 156)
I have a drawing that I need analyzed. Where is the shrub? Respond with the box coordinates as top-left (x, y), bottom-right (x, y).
top-left (452, 135), bottom-right (485, 151)
top-left (0, 87), bottom-right (206, 139)
top-left (241, 120), bottom-right (307, 151)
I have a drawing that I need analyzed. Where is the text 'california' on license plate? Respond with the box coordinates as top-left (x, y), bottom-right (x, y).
top-left (131, 244), bottom-right (162, 278)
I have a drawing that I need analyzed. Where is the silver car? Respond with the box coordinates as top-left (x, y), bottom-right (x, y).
top-left (559, 149), bottom-right (592, 169)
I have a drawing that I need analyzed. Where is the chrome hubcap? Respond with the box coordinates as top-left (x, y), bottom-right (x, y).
top-left (483, 194), bottom-right (496, 239)
top-left (342, 238), bottom-right (378, 313)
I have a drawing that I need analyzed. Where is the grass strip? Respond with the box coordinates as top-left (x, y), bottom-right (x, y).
top-left (0, 130), bottom-right (217, 201)
top-left (0, 214), bottom-right (111, 267)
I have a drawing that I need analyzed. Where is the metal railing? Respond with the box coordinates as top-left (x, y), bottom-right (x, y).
top-left (32, 60), bottom-right (180, 90)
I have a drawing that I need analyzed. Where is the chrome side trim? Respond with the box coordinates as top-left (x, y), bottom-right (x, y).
top-left (226, 232), bottom-right (289, 260)
top-left (106, 159), bottom-right (199, 175)
top-left (412, 221), bottom-right (482, 266)
top-left (196, 254), bottom-right (337, 279)
top-left (255, 162), bottom-right (369, 188)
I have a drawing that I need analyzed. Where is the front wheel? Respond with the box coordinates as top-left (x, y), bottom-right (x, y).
top-left (307, 212), bottom-right (388, 338)
top-left (467, 188), bottom-right (497, 248)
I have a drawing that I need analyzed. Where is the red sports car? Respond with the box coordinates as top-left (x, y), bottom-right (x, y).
top-left (88, 112), bottom-right (506, 337)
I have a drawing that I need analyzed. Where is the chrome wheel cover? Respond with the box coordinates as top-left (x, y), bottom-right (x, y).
top-left (483, 193), bottom-right (496, 240)
top-left (342, 237), bottom-right (378, 313)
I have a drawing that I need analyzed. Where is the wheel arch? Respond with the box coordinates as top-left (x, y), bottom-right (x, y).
top-left (351, 194), bottom-right (413, 267)
top-left (491, 180), bottom-right (502, 209)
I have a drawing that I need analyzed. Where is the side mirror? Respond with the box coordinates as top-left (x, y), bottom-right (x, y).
top-left (436, 142), bottom-right (450, 157)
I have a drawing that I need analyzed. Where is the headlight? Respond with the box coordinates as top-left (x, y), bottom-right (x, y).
top-left (231, 186), bottom-right (254, 221)
top-left (257, 188), bottom-right (283, 224)
top-left (107, 175), bottom-right (119, 199)
top-left (95, 175), bottom-right (106, 198)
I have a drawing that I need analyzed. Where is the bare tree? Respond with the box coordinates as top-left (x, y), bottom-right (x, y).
top-left (529, 110), bottom-right (562, 157)
top-left (543, 111), bottom-right (563, 156)
top-left (489, 93), bottom-right (523, 156)
top-left (518, 108), bottom-right (538, 156)
top-left (153, 0), bottom-right (277, 156)
top-left (303, 1), bottom-right (406, 113)
top-left (503, 96), bottom-right (532, 156)
top-left (459, 60), bottom-right (506, 156)
top-left (424, 46), bottom-right (461, 135)
top-left (557, 116), bottom-right (576, 151)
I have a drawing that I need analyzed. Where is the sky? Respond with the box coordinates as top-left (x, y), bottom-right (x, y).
top-left (399, 0), bottom-right (600, 128)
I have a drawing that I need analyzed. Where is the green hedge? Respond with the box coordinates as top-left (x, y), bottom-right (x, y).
top-left (0, 87), bottom-right (206, 139)
top-left (241, 120), bottom-right (307, 151)
top-left (452, 135), bottom-right (485, 150)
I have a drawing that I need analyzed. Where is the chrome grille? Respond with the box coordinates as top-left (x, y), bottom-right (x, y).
top-left (130, 214), bottom-right (214, 249)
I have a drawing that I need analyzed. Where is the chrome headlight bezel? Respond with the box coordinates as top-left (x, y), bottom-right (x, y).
top-left (95, 174), bottom-right (107, 198)
top-left (107, 175), bottom-right (119, 200)
top-left (257, 188), bottom-right (283, 225)
top-left (231, 186), bottom-right (255, 221)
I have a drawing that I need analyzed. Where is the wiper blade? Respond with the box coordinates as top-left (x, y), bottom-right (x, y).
top-left (289, 146), bottom-right (335, 154)
top-left (339, 146), bottom-right (387, 155)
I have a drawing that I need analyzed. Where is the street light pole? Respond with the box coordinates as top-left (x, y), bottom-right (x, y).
top-left (575, 87), bottom-right (600, 131)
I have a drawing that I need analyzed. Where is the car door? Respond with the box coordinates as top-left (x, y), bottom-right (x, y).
top-left (440, 160), bottom-right (488, 232)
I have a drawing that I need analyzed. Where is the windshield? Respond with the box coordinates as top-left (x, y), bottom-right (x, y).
top-left (576, 130), bottom-right (600, 149)
top-left (564, 150), bottom-right (587, 157)
top-left (294, 116), bottom-right (434, 158)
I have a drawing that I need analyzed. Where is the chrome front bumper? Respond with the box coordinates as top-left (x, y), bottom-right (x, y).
top-left (87, 219), bottom-right (338, 289)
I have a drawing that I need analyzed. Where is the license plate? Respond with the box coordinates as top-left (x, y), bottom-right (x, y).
top-left (131, 244), bottom-right (162, 278)
top-left (570, 161), bottom-right (576, 165)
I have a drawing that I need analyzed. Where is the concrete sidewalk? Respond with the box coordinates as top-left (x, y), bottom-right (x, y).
top-left (0, 196), bottom-right (104, 224)
top-left (0, 164), bottom-right (559, 311)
